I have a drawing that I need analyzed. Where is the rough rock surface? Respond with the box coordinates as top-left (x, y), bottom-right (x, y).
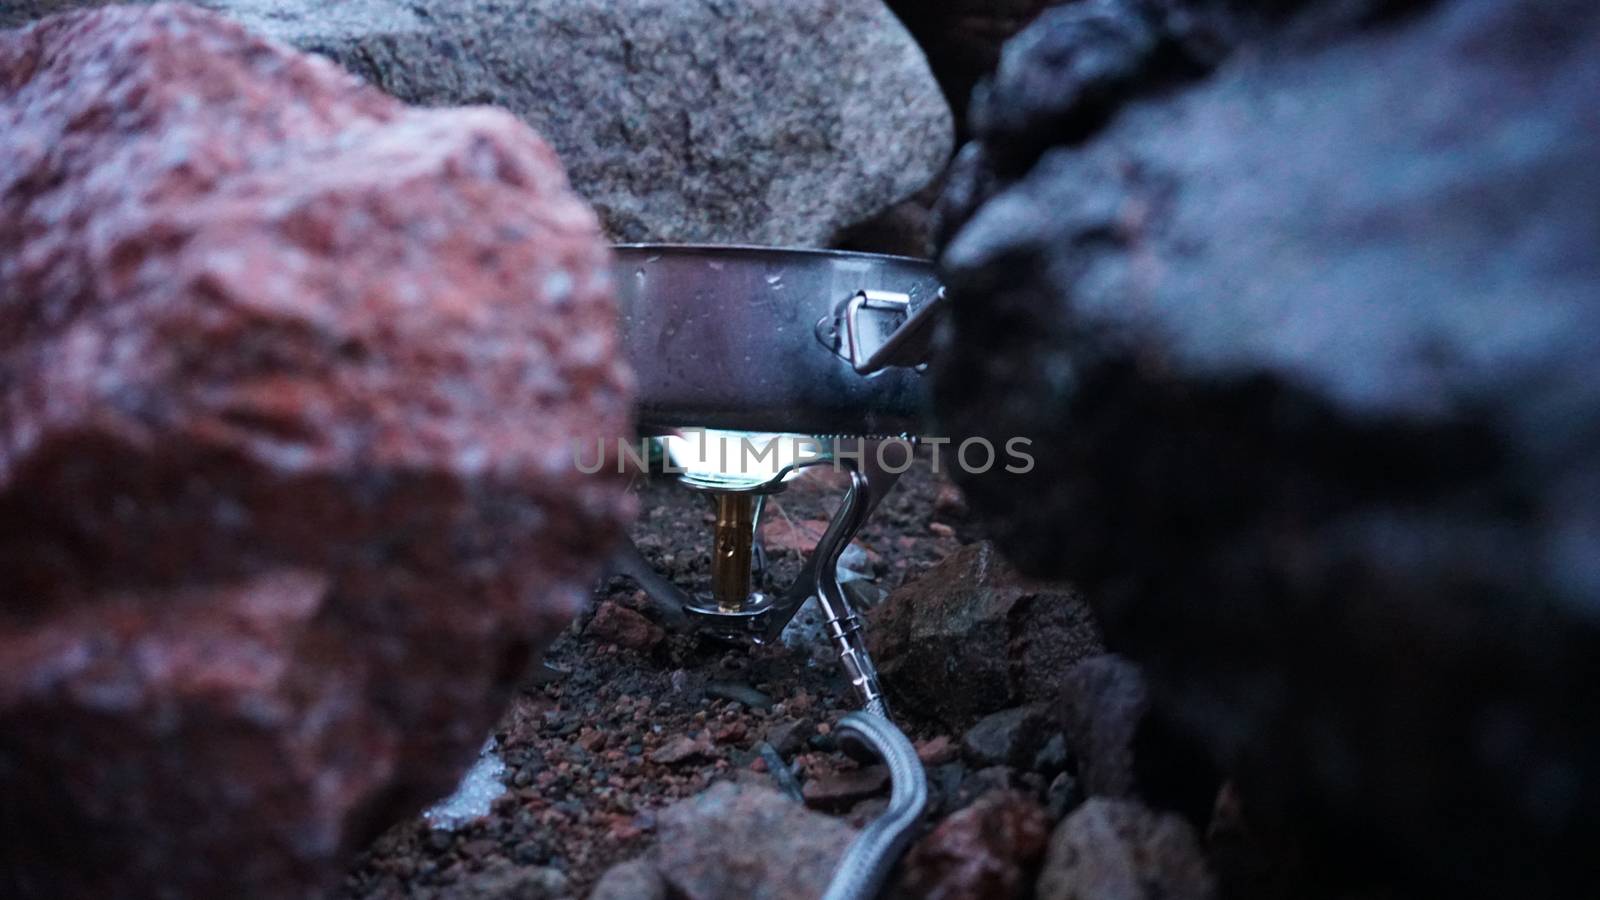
top-left (650, 781), bottom-right (857, 900)
top-left (0, 6), bottom-right (630, 898)
top-left (869, 541), bottom-right (1102, 728)
top-left (2, 0), bottom-right (953, 246)
top-left (886, 0), bottom-right (1061, 131)
top-left (961, 704), bottom-right (1054, 770)
top-left (898, 789), bottom-right (1051, 900)
top-left (1036, 798), bottom-right (1214, 900)
top-left (935, 0), bottom-right (1600, 895)
top-left (1058, 655), bottom-right (1147, 798)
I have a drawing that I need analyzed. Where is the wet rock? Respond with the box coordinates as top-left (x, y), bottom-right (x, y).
top-left (591, 858), bottom-right (668, 900)
top-left (938, 0), bottom-right (1600, 894)
top-left (586, 602), bottom-right (665, 652)
top-left (869, 542), bottom-right (1102, 727)
top-left (803, 764), bottom-right (891, 811)
top-left (1036, 799), bottom-right (1215, 900)
top-left (652, 781), bottom-right (856, 900)
top-left (1059, 655), bottom-right (1147, 798)
top-left (1, 0), bottom-right (952, 245)
top-left (961, 704), bottom-right (1053, 769)
top-left (899, 789), bottom-right (1051, 900)
top-left (0, 6), bottom-right (630, 898)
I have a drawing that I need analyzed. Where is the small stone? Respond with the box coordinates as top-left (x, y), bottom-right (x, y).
top-left (587, 602), bottom-right (666, 652)
top-left (704, 681), bottom-right (774, 710)
top-left (1032, 733), bottom-right (1070, 776)
top-left (1046, 773), bottom-right (1082, 822)
top-left (650, 735), bottom-right (714, 767)
top-left (802, 765), bottom-right (891, 811)
top-left (962, 705), bottom-right (1053, 769)
top-left (917, 735), bottom-right (960, 766)
top-left (766, 719), bottom-right (814, 757)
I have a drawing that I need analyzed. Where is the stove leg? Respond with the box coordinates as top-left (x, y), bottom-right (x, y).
top-left (605, 536), bottom-right (691, 630)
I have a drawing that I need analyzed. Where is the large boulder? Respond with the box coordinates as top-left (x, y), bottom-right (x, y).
top-left (1, 0), bottom-right (954, 246)
top-left (0, 5), bottom-right (631, 897)
top-left (934, 0), bottom-right (1600, 895)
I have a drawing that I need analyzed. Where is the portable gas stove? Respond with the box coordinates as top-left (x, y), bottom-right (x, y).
top-left (607, 244), bottom-right (948, 898)
top-left (609, 244), bottom-right (945, 714)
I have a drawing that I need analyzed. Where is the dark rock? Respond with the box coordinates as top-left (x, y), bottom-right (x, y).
top-left (0, 6), bottom-right (630, 899)
top-left (936, 0), bottom-right (1600, 896)
top-left (1059, 655), bottom-right (1147, 797)
top-left (869, 542), bottom-right (1102, 728)
top-left (1, 0), bottom-right (952, 246)
top-left (765, 718), bottom-right (814, 758)
top-left (590, 858), bottom-right (668, 900)
top-left (1045, 772), bottom-right (1082, 822)
top-left (1032, 733), bottom-right (1070, 776)
top-left (898, 789), bottom-right (1051, 900)
top-left (651, 781), bottom-right (856, 900)
top-left (1036, 798), bottom-right (1215, 900)
top-left (803, 764), bottom-right (891, 812)
top-left (586, 602), bottom-right (665, 652)
top-left (962, 704), bottom-right (1053, 769)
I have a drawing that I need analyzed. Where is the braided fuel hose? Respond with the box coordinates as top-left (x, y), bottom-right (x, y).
top-left (820, 710), bottom-right (928, 900)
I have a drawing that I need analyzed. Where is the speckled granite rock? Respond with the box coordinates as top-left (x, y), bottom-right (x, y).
top-left (0, 5), bottom-right (630, 897)
top-left (934, 0), bottom-right (1600, 895)
top-left (1, 0), bottom-right (954, 245)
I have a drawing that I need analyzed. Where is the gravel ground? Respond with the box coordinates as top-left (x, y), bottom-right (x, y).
top-left (338, 454), bottom-right (986, 899)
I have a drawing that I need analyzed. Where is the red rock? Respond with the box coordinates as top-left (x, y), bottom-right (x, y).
top-left (802, 764), bottom-right (890, 811)
top-left (586, 601), bottom-right (665, 651)
top-left (916, 734), bottom-right (960, 765)
top-left (900, 790), bottom-right (1052, 900)
top-left (650, 735), bottom-right (714, 766)
top-left (760, 515), bottom-right (830, 555)
top-left (0, 6), bottom-right (630, 899)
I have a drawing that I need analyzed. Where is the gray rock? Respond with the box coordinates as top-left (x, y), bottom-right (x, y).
top-left (1036, 798), bottom-right (1215, 900)
top-left (936, 0), bottom-right (1600, 895)
top-left (652, 781), bottom-right (857, 900)
top-left (3, 0), bottom-right (952, 245)
top-left (868, 542), bottom-right (1103, 729)
top-left (961, 704), bottom-right (1053, 769)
